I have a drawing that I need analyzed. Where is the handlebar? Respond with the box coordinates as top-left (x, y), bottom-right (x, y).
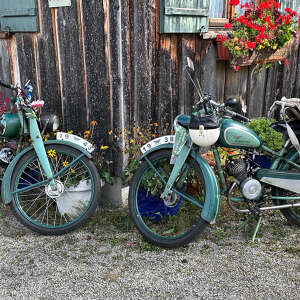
top-left (225, 109), bottom-right (250, 122)
top-left (198, 98), bottom-right (250, 123)
top-left (0, 80), bottom-right (17, 90)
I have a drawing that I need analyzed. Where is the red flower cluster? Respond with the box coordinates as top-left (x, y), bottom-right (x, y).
top-left (229, 0), bottom-right (240, 6)
top-left (220, 0), bottom-right (299, 67)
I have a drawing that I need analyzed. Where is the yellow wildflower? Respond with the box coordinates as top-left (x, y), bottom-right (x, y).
top-left (47, 149), bottom-right (56, 158)
top-left (100, 146), bottom-right (109, 150)
top-left (62, 161), bottom-right (69, 167)
top-left (108, 130), bottom-right (113, 135)
top-left (67, 130), bottom-right (73, 134)
top-left (84, 130), bottom-right (90, 135)
top-left (130, 139), bottom-right (134, 144)
top-left (71, 168), bottom-right (76, 174)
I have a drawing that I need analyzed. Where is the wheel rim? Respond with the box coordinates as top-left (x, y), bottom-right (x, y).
top-left (13, 148), bottom-right (95, 229)
top-left (134, 154), bottom-right (205, 240)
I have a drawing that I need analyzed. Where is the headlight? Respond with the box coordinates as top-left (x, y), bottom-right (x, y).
top-left (40, 114), bottom-right (60, 132)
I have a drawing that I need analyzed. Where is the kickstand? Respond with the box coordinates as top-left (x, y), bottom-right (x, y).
top-left (251, 216), bottom-right (263, 242)
top-left (238, 214), bottom-right (263, 242)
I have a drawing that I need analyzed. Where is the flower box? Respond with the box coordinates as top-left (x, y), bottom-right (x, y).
top-left (236, 39), bottom-right (294, 66)
top-left (216, 41), bottom-right (230, 60)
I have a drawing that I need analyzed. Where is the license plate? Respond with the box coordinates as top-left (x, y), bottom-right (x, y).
top-left (56, 132), bottom-right (95, 153)
top-left (140, 135), bottom-right (175, 154)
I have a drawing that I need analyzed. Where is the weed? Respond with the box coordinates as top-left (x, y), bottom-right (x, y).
top-left (139, 239), bottom-right (164, 253)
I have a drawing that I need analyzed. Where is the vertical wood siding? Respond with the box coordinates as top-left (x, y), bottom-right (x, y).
top-left (0, 0), bottom-right (300, 173)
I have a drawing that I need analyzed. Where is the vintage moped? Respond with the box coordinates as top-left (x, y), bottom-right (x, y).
top-left (128, 58), bottom-right (300, 248)
top-left (0, 79), bottom-right (101, 235)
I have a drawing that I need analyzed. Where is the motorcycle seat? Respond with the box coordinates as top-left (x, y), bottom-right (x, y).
top-left (176, 114), bottom-right (220, 130)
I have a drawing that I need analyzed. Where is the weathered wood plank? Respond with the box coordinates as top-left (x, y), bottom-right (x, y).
top-left (131, 0), bottom-right (154, 123)
top-left (263, 64), bottom-right (281, 116)
top-left (108, 0), bottom-right (132, 175)
top-left (282, 39), bottom-right (299, 98)
top-left (82, 0), bottom-right (110, 145)
top-left (246, 65), bottom-right (267, 118)
top-left (0, 39), bottom-right (13, 109)
top-left (224, 65), bottom-right (248, 115)
top-left (36, 0), bottom-right (61, 116)
top-left (201, 40), bottom-right (217, 98)
top-left (15, 33), bottom-right (37, 96)
top-left (56, 2), bottom-right (86, 132)
top-left (179, 34), bottom-right (195, 114)
top-left (157, 36), bottom-right (175, 128)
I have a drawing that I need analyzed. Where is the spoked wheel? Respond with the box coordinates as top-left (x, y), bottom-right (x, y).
top-left (128, 149), bottom-right (208, 248)
top-left (10, 144), bottom-right (101, 235)
top-left (275, 150), bottom-right (300, 226)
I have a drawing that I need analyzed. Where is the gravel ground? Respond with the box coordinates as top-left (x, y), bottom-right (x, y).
top-left (0, 203), bottom-right (299, 300)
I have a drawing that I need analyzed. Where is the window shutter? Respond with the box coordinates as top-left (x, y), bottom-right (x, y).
top-left (0, 0), bottom-right (38, 32)
top-left (160, 0), bottom-right (210, 33)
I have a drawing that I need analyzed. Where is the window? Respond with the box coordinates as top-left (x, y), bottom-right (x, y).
top-left (0, 0), bottom-right (38, 33)
top-left (279, 0), bottom-right (300, 11)
top-left (160, 0), bottom-right (210, 33)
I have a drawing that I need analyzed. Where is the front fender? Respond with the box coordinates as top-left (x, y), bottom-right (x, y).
top-left (140, 144), bottom-right (220, 224)
top-left (1, 140), bottom-right (92, 204)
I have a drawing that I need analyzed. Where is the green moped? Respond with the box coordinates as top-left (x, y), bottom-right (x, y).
top-left (0, 79), bottom-right (101, 235)
top-left (128, 58), bottom-right (300, 248)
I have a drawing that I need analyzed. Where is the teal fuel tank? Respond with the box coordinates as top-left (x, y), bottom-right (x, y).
top-left (0, 113), bottom-right (21, 139)
top-left (218, 118), bottom-right (262, 149)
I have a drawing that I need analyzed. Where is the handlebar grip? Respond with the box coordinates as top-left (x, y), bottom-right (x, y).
top-left (226, 109), bottom-right (250, 122)
top-left (0, 80), bottom-right (16, 90)
top-left (235, 113), bottom-right (250, 122)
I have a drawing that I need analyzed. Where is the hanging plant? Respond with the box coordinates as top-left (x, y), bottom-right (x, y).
top-left (217, 0), bottom-right (299, 70)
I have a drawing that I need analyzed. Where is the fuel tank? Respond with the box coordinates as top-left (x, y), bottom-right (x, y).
top-left (218, 118), bottom-right (262, 149)
top-left (0, 113), bottom-right (21, 139)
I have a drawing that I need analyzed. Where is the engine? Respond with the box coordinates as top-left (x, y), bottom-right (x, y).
top-left (226, 157), bottom-right (262, 200)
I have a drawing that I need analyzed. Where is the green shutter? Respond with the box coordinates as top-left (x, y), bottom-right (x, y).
top-left (160, 0), bottom-right (210, 33)
top-left (0, 0), bottom-right (38, 32)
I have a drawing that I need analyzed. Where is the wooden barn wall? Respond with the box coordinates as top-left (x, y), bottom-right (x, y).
top-left (0, 0), bottom-right (300, 172)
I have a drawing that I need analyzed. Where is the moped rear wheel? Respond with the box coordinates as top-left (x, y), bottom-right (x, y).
top-left (128, 149), bottom-right (208, 248)
top-left (10, 144), bottom-right (101, 235)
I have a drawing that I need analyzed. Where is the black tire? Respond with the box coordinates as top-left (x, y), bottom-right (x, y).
top-left (128, 149), bottom-right (208, 248)
top-left (10, 144), bottom-right (101, 235)
top-left (274, 149), bottom-right (300, 226)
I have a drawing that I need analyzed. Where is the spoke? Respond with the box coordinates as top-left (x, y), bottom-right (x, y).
top-left (27, 198), bottom-right (50, 219)
top-left (36, 159), bottom-right (45, 181)
top-left (21, 190), bottom-right (46, 212)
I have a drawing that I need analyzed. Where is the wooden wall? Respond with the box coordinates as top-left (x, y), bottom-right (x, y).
top-left (0, 0), bottom-right (300, 173)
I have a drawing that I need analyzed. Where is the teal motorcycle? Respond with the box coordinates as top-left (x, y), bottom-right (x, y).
top-left (128, 59), bottom-right (300, 248)
top-left (0, 79), bottom-right (101, 235)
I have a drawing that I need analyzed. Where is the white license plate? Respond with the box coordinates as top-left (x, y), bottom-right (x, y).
top-left (140, 135), bottom-right (175, 154)
top-left (56, 132), bottom-right (95, 153)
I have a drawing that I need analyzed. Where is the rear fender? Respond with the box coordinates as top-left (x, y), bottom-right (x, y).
top-left (1, 140), bottom-right (92, 205)
top-left (140, 143), bottom-right (220, 224)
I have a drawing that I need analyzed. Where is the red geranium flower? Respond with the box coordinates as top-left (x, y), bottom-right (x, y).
top-left (224, 23), bottom-right (233, 29)
top-left (229, 0), bottom-right (240, 6)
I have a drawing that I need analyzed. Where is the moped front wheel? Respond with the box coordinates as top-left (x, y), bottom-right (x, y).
top-left (128, 149), bottom-right (208, 248)
top-left (10, 144), bottom-right (101, 235)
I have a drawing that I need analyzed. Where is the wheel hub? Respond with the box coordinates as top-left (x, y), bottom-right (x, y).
top-left (163, 192), bottom-right (180, 207)
top-left (45, 180), bottom-right (65, 198)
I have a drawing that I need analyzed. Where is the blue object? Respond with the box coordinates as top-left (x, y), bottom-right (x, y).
top-left (137, 189), bottom-right (182, 221)
top-left (18, 169), bottom-right (39, 189)
top-left (248, 154), bottom-right (273, 168)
